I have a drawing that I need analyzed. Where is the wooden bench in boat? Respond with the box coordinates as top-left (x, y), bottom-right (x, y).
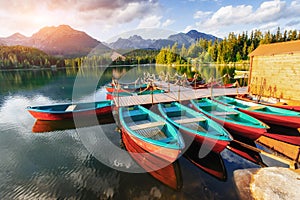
top-left (130, 121), bottom-right (165, 131)
top-left (65, 105), bottom-right (76, 111)
top-left (173, 117), bottom-right (206, 124)
top-left (210, 111), bottom-right (238, 116)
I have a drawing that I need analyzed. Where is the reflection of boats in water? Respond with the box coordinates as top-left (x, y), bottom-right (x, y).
top-left (121, 130), bottom-right (183, 190)
top-left (32, 113), bottom-right (115, 133)
top-left (227, 139), bottom-right (267, 167)
top-left (184, 141), bottom-right (227, 181)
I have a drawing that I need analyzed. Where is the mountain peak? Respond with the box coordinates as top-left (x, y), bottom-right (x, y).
top-left (6, 32), bottom-right (27, 40)
top-left (29, 25), bottom-right (108, 57)
top-left (128, 35), bottom-right (144, 40)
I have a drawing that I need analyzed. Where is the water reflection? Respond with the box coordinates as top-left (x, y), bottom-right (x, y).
top-left (227, 139), bottom-right (267, 167)
top-left (184, 141), bottom-right (227, 181)
top-left (32, 113), bottom-right (115, 133)
top-left (121, 130), bottom-right (183, 190)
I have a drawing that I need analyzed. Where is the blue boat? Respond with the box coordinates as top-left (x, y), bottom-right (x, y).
top-left (119, 105), bottom-right (185, 163)
top-left (190, 98), bottom-right (269, 140)
top-left (158, 102), bottom-right (232, 153)
top-left (215, 96), bottom-right (300, 129)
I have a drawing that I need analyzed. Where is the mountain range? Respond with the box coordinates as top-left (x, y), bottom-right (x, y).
top-left (108, 30), bottom-right (220, 50)
top-left (0, 25), bottom-right (220, 58)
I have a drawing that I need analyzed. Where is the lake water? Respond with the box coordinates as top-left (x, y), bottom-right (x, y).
top-left (0, 65), bottom-right (286, 199)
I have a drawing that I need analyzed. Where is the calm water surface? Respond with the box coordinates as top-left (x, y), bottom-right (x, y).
top-left (0, 65), bottom-right (285, 200)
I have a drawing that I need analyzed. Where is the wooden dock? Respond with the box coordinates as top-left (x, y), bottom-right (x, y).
top-left (113, 81), bottom-right (248, 107)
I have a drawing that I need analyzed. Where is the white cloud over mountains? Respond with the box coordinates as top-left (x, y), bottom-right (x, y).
top-left (0, 0), bottom-right (299, 41)
top-left (194, 0), bottom-right (300, 36)
top-left (0, 0), bottom-right (166, 39)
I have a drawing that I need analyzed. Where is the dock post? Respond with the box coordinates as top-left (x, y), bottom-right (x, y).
top-left (178, 84), bottom-right (180, 102)
top-left (210, 77), bottom-right (214, 99)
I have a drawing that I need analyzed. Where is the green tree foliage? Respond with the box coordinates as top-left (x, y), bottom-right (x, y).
top-left (0, 45), bottom-right (65, 69)
top-left (156, 27), bottom-right (300, 64)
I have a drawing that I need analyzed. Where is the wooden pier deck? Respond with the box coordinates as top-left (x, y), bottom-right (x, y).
top-left (113, 81), bottom-right (248, 107)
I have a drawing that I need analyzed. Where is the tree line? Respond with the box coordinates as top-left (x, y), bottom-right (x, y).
top-left (156, 28), bottom-right (300, 64)
top-left (0, 45), bottom-right (65, 69)
top-left (1, 27), bottom-right (299, 69)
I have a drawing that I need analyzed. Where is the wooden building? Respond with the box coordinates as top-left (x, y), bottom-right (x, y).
top-left (248, 40), bottom-right (300, 101)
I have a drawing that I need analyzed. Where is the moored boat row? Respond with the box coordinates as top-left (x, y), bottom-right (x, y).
top-left (215, 96), bottom-right (300, 129)
top-left (26, 89), bottom-right (300, 167)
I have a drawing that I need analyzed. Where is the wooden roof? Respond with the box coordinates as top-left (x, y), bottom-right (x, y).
top-left (249, 40), bottom-right (300, 57)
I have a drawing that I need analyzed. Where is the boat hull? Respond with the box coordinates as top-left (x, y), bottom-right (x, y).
top-left (121, 132), bottom-right (182, 190)
top-left (191, 104), bottom-right (266, 140)
top-left (122, 128), bottom-right (180, 163)
top-left (28, 106), bottom-right (112, 121)
top-left (239, 108), bottom-right (300, 129)
top-left (236, 96), bottom-right (300, 112)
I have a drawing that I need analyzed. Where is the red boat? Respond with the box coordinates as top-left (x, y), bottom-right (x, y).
top-left (26, 100), bottom-right (112, 121)
top-left (190, 98), bottom-right (269, 140)
top-left (119, 105), bottom-right (185, 163)
top-left (190, 80), bottom-right (235, 89)
top-left (236, 94), bottom-right (300, 112)
top-left (216, 96), bottom-right (300, 129)
top-left (158, 102), bottom-right (233, 154)
top-left (122, 131), bottom-right (183, 190)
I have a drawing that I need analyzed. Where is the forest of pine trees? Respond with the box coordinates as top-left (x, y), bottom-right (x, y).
top-left (156, 28), bottom-right (300, 65)
top-left (0, 45), bottom-right (65, 69)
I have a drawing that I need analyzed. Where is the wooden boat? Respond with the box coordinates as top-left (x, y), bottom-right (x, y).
top-left (184, 140), bottom-right (227, 181)
top-left (215, 96), bottom-right (300, 129)
top-left (190, 98), bottom-right (269, 140)
top-left (121, 131), bottom-right (183, 190)
top-left (236, 94), bottom-right (300, 112)
top-left (158, 102), bottom-right (232, 153)
top-left (192, 81), bottom-right (235, 89)
top-left (26, 100), bottom-right (112, 121)
top-left (119, 105), bottom-right (185, 163)
top-left (105, 83), bottom-right (148, 93)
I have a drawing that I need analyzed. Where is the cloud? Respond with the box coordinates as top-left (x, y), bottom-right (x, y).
top-left (0, 0), bottom-right (161, 39)
top-left (184, 25), bottom-right (195, 33)
top-left (253, 0), bottom-right (287, 23)
top-left (162, 19), bottom-right (175, 27)
top-left (286, 20), bottom-right (300, 26)
top-left (194, 0), bottom-right (300, 37)
top-left (193, 11), bottom-right (212, 19)
top-left (137, 15), bottom-right (162, 29)
top-left (202, 5), bottom-right (253, 27)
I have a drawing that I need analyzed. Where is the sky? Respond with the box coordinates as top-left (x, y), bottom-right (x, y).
top-left (0, 0), bottom-right (299, 42)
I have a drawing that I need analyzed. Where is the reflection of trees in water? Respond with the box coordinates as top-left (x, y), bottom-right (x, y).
top-left (0, 64), bottom-right (249, 96)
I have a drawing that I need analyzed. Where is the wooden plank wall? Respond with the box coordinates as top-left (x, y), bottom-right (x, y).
top-left (249, 53), bottom-right (300, 101)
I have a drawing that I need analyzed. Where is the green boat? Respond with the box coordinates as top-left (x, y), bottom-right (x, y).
top-left (119, 105), bottom-right (185, 163)
top-left (190, 98), bottom-right (269, 140)
top-left (215, 96), bottom-right (300, 129)
top-left (158, 102), bottom-right (232, 153)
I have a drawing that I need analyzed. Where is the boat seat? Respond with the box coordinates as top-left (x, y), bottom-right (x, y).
top-left (164, 107), bottom-right (180, 113)
top-left (211, 111), bottom-right (238, 116)
top-left (247, 106), bottom-right (265, 110)
top-left (173, 117), bottom-right (206, 124)
top-left (130, 121), bottom-right (165, 131)
top-left (65, 105), bottom-right (76, 111)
